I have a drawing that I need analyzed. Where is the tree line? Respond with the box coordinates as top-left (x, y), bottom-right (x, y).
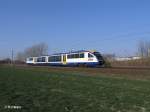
top-left (15, 40), bottom-right (150, 61)
top-left (16, 43), bottom-right (48, 61)
top-left (1, 40), bottom-right (150, 64)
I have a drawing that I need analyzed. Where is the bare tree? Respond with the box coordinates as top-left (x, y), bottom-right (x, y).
top-left (138, 41), bottom-right (145, 57)
top-left (25, 43), bottom-right (48, 57)
top-left (16, 43), bottom-right (48, 61)
top-left (138, 40), bottom-right (150, 58)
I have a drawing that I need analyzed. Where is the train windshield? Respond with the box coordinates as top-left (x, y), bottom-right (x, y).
top-left (93, 52), bottom-right (103, 61)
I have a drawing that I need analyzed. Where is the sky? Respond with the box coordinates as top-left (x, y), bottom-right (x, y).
top-left (1, 0), bottom-right (150, 59)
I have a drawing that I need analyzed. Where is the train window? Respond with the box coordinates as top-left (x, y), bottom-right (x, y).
top-left (37, 57), bottom-right (42, 62)
top-left (67, 54), bottom-right (80, 59)
top-left (67, 54), bottom-right (74, 59)
top-left (67, 55), bottom-right (71, 59)
top-left (88, 53), bottom-right (93, 58)
top-left (48, 56), bottom-right (61, 62)
top-left (42, 57), bottom-right (46, 62)
top-left (75, 54), bottom-right (79, 58)
top-left (71, 54), bottom-right (75, 58)
top-left (48, 57), bottom-right (53, 62)
top-left (56, 56), bottom-right (61, 61)
top-left (79, 53), bottom-right (84, 58)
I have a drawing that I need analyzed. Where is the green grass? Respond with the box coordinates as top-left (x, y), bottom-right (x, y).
top-left (0, 66), bottom-right (150, 112)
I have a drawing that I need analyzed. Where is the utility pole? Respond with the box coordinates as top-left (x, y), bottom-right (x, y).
top-left (11, 49), bottom-right (14, 66)
top-left (148, 48), bottom-right (150, 57)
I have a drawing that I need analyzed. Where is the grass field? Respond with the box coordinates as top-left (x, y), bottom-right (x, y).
top-left (0, 66), bottom-right (150, 112)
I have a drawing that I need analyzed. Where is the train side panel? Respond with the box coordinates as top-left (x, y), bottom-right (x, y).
top-left (26, 50), bottom-right (104, 67)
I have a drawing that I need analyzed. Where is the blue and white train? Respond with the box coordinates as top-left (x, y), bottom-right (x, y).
top-left (26, 50), bottom-right (105, 67)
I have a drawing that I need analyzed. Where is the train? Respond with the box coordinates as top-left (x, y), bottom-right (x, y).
top-left (26, 50), bottom-right (105, 67)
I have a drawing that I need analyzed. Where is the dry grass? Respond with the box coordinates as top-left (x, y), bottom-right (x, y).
top-left (111, 58), bottom-right (150, 67)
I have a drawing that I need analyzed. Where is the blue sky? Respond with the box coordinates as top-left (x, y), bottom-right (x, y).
top-left (1, 0), bottom-right (150, 58)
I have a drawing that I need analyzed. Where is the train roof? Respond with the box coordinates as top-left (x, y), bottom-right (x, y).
top-left (27, 50), bottom-right (99, 58)
top-left (52, 50), bottom-right (93, 55)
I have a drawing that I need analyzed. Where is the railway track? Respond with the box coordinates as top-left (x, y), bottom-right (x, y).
top-left (2, 64), bottom-right (150, 80)
top-left (13, 64), bottom-right (150, 70)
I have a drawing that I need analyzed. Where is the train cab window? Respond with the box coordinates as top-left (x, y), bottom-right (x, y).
top-left (79, 53), bottom-right (84, 58)
top-left (93, 52), bottom-right (103, 61)
top-left (29, 58), bottom-right (33, 61)
top-left (88, 53), bottom-right (93, 58)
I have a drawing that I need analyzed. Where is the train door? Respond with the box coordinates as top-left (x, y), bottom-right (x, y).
top-left (63, 54), bottom-right (67, 64)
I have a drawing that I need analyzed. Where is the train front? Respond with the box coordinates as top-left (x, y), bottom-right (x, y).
top-left (92, 52), bottom-right (105, 66)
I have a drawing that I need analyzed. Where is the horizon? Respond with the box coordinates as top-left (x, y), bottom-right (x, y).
top-left (1, 0), bottom-right (150, 59)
